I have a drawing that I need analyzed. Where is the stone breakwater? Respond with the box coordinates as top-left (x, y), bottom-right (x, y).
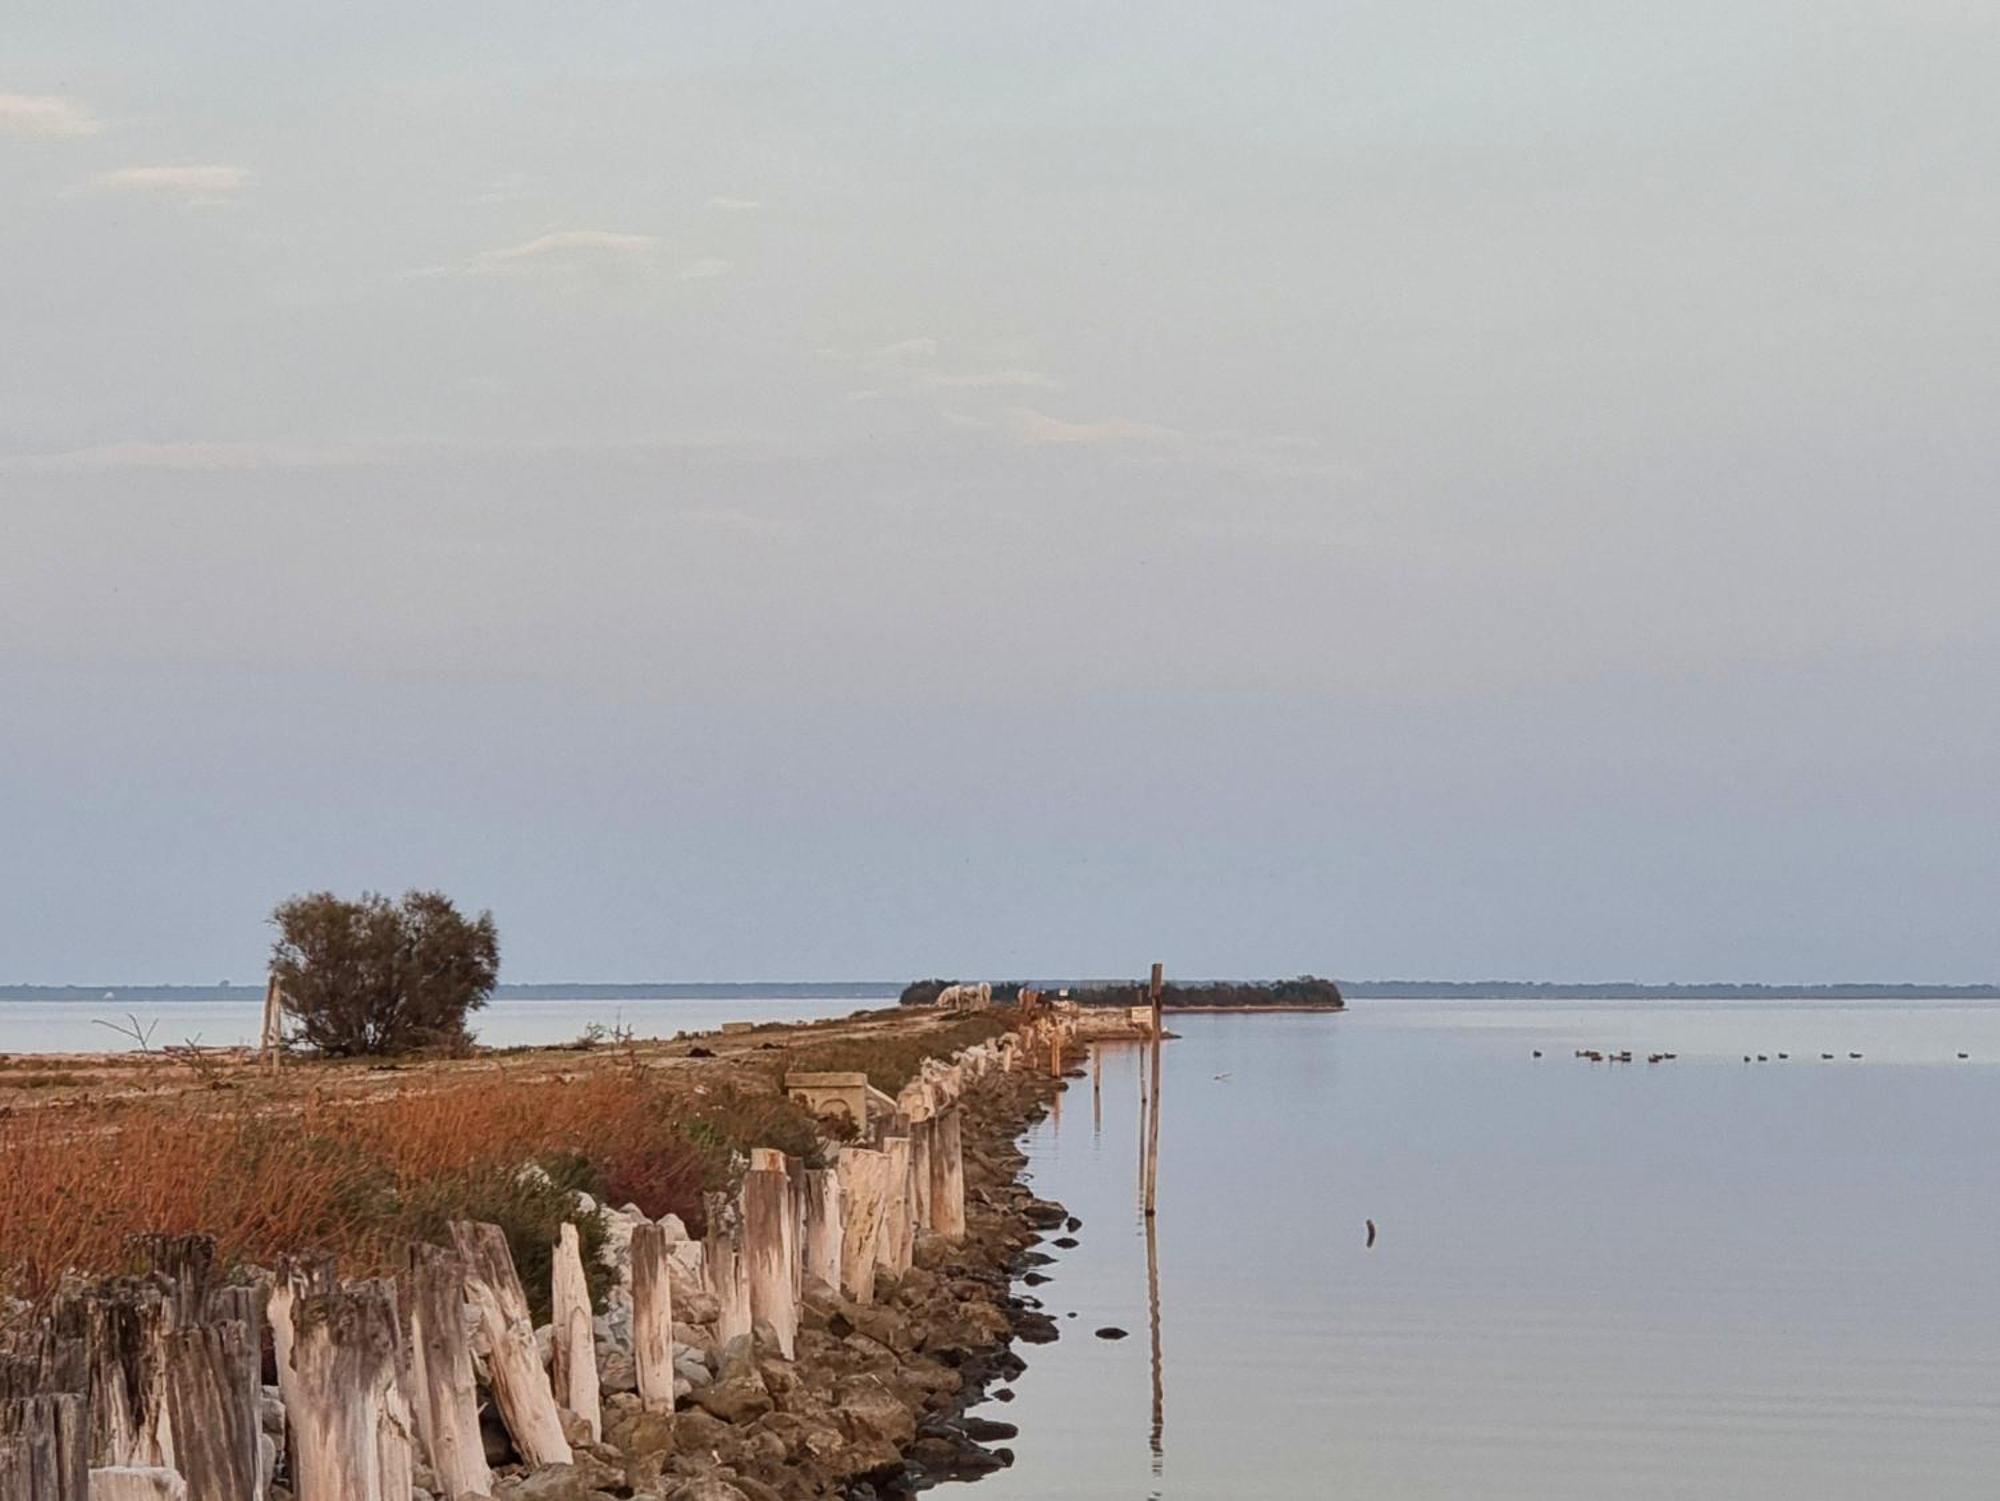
top-left (0, 1009), bottom-right (1086, 1501)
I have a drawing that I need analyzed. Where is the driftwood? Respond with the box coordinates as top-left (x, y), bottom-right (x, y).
top-left (448, 1222), bottom-right (571, 1467)
top-left (550, 1224), bottom-right (602, 1441)
top-left (742, 1154), bottom-right (798, 1358)
top-left (405, 1244), bottom-right (490, 1501)
top-left (285, 1282), bottom-right (410, 1501)
top-left (629, 1224), bottom-right (676, 1410)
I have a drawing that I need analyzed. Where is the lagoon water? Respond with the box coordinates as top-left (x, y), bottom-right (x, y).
top-left (0, 993), bottom-right (872, 1054)
top-left (970, 1001), bottom-right (2000, 1500)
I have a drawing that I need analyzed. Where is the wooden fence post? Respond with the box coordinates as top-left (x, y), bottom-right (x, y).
top-left (405, 1244), bottom-right (490, 1501)
top-left (702, 1198), bottom-right (753, 1350)
top-left (161, 1320), bottom-right (260, 1501)
top-left (0, 1393), bottom-right (88, 1501)
top-left (833, 1150), bottom-right (888, 1304)
top-left (449, 1223), bottom-right (571, 1468)
top-left (801, 1168), bottom-right (844, 1291)
top-left (743, 1151), bottom-right (798, 1358)
top-left (80, 1468), bottom-right (188, 1500)
top-left (550, 1224), bottom-right (601, 1442)
top-left (929, 1106), bottom-right (967, 1241)
top-left (876, 1135), bottom-right (913, 1277)
top-left (286, 1283), bottom-right (409, 1501)
top-left (630, 1223), bottom-right (677, 1411)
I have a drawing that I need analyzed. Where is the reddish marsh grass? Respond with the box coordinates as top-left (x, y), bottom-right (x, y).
top-left (0, 1067), bottom-right (818, 1304)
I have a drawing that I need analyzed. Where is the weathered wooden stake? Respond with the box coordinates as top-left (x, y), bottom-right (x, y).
top-left (702, 1198), bottom-right (753, 1349)
top-left (405, 1244), bottom-right (490, 1501)
top-left (0, 1393), bottom-right (88, 1500)
top-left (630, 1223), bottom-right (677, 1410)
top-left (833, 1150), bottom-right (889, 1304)
top-left (908, 1118), bottom-right (934, 1233)
top-left (82, 1468), bottom-right (188, 1500)
top-left (449, 1223), bottom-right (571, 1467)
top-left (876, 1135), bottom-right (913, 1277)
top-left (928, 1107), bottom-right (967, 1241)
top-left (258, 975), bottom-right (284, 1070)
top-left (79, 1285), bottom-right (174, 1469)
top-left (801, 1167), bottom-right (844, 1291)
top-left (550, 1223), bottom-right (602, 1442)
top-left (286, 1283), bottom-right (411, 1501)
top-left (1143, 1026), bottom-right (1163, 1218)
top-left (742, 1152), bottom-right (799, 1358)
top-left (161, 1320), bottom-right (260, 1501)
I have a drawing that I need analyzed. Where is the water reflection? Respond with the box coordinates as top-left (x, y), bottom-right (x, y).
top-left (968, 1001), bottom-right (2000, 1501)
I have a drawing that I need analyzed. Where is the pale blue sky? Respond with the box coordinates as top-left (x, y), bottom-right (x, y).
top-left (3, 4), bottom-right (1996, 983)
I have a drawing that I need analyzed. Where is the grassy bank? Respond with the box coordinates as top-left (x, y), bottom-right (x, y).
top-left (0, 1006), bottom-right (994, 1315)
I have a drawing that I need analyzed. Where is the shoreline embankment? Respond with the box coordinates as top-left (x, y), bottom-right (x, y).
top-left (0, 1002), bottom-right (1115, 1499)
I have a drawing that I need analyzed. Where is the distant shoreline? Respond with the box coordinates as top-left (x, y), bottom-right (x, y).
top-left (4, 979), bottom-right (1997, 1004)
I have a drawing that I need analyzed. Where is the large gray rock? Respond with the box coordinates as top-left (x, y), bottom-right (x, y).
top-left (691, 1363), bottom-right (773, 1425)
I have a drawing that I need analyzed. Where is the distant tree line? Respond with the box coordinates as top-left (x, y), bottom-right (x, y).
top-left (1069, 975), bottom-right (1345, 1009)
top-left (900, 975), bottom-right (1344, 1009)
top-left (898, 979), bottom-right (1022, 1008)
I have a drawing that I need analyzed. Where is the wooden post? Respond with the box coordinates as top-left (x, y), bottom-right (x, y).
top-left (743, 1151), bottom-right (798, 1358)
top-left (286, 1283), bottom-right (411, 1501)
top-left (908, 1119), bottom-right (934, 1233)
top-left (833, 1150), bottom-right (888, 1304)
top-left (449, 1223), bottom-right (571, 1467)
top-left (802, 1168), bottom-right (844, 1291)
top-left (1144, 1024), bottom-right (1163, 1218)
top-left (82, 1469), bottom-right (188, 1500)
top-left (702, 1198), bottom-right (753, 1350)
top-left (550, 1224), bottom-right (601, 1442)
top-left (1149, 960), bottom-right (1164, 1026)
top-left (630, 1223), bottom-right (676, 1410)
top-left (259, 976), bottom-right (284, 1070)
top-left (1092, 1044), bottom-right (1103, 1132)
top-left (876, 1135), bottom-right (913, 1277)
top-left (928, 1107), bottom-right (966, 1241)
top-left (79, 1285), bottom-right (174, 1469)
top-left (161, 1321), bottom-right (260, 1501)
top-left (405, 1244), bottom-right (490, 1501)
top-left (0, 1393), bottom-right (88, 1501)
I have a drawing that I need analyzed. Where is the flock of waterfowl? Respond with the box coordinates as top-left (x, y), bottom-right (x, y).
top-left (1531, 1047), bottom-right (1974, 1064)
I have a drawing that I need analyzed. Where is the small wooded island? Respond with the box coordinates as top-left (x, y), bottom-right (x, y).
top-left (900, 976), bottom-right (1345, 1010)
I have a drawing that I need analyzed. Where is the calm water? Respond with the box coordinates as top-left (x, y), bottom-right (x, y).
top-left (972, 1001), bottom-right (2000, 1500)
top-left (0, 994), bottom-right (872, 1054)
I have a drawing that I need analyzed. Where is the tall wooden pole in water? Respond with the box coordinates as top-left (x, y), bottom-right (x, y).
top-left (1143, 963), bottom-right (1163, 1217)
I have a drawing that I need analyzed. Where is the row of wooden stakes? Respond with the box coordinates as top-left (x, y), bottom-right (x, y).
top-left (0, 1028), bottom-right (1043, 1501)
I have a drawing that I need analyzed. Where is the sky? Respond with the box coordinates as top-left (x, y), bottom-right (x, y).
top-left (2, 2), bottom-right (1996, 985)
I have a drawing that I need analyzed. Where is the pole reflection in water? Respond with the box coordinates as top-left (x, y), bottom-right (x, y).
top-left (1144, 1028), bottom-right (1166, 1469)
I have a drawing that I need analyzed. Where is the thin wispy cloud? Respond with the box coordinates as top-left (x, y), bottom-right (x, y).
top-left (677, 256), bottom-right (733, 281)
top-left (70, 164), bottom-right (251, 203)
top-left (1008, 408), bottom-right (1183, 447)
top-left (463, 229), bottom-right (660, 276)
top-left (1003, 407), bottom-right (1343, 479)
top-left (0, 93), bottom-right (102, 140)
top-left (465, 172), bottom-right (540, 206)
top-left (2, 439), bottom-right (372, 474)
top-left (918, 369), bottom-right (1057, 391)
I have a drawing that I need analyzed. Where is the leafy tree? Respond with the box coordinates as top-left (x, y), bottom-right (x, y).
top-left (270, 890), bottom-right (499, 1055)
